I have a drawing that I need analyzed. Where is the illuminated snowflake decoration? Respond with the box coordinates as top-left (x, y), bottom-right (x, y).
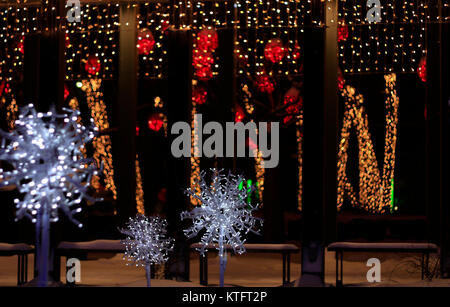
top-left (0, 104), bottom-right (99, 226)
top-left (181, 169), bottom-right (263, 258)
top-left (119, 215), bottom-right (174, 266)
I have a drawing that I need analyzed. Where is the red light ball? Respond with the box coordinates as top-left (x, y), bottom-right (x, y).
top-left (85, 55), bottom-right (101, 75)
top-left (64, 84), bottom-right (70, 100)
top-left (235, 105), bottom-right (245, 123)
top-left (292, 43), bottom-right (301, 60)
top-left (256, 73), bottom-right (275, 94)
top-left (148, 113), bottom-right (164, 132)
top-left (338, 25), bottom-right (349, 42)
top-left (264, 39), bottom-right (286, 64)
top-left (192, 86), bottom-right (208, 105)
top-left (137, 28), bottom-right (155, 55)
top-left (17, 36), bottom-right (25, 54)
top-left (196, 29), bottom-right (219, 52)
top-left (417, 56), bottom-right (426, 83)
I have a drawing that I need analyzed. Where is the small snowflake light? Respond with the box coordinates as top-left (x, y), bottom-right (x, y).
top-left (119, 215), bottom-right (174, 287)
top-left (0, 104), bottom-right (99, 286)
top-left (181, 169), bottom-right (262, 287)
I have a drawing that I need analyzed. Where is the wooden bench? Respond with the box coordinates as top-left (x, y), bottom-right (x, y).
top-left (55, 239), bottom-right (126, 284)
top-left (0, 243), bottom-right (34, 285)
top-left (327, 242), bottom-right (439, 287)
top-left (190, 243), bottom-right (300, 286)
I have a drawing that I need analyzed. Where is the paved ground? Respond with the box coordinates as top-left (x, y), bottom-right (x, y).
top-left (0, 250), bottom-right (449, 287)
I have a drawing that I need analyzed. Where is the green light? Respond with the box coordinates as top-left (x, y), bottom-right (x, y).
top-left (238, 180), bottom-right (244, 191)
top-left (390, 178), bottom-right (394, 213)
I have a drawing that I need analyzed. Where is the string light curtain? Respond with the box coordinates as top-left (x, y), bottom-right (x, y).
top-left (338, 0), bottom-right (450, 74)
top-left (137, 2), bottom-right (170, 79)
top-left (65, 3), bottom-right (119, 80)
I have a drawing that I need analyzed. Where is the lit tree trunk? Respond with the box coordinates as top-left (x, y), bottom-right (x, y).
top-left (37, 203), bottom-right (50, 287)
top-left (219, 229), bottom-right (227, 287)
top-left (145, 263), bottom-right (151, 287)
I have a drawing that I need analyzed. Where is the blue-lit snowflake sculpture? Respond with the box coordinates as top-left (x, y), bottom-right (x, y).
top-left (0, 104), bottom-right (99, 226)
top-left (0, 104), bottom-right (99, 286)
top-left (119, 214), bottom-right (174, 287)
top-left (181, 169), bottom-right (262, 286)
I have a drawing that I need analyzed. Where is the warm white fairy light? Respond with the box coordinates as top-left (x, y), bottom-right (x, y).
top-left (119, 214), bottom-right (174, 267)
top-left (337, 74), bottom-right (399, 213)
top-left (181, 169), bottom-right (262, 258)
top-left (0, 104), bottom-right (99, 226)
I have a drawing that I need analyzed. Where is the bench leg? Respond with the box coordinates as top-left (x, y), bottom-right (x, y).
top-left (17, 254), bottom-right (22, 286)
top-left (24, 254), bottom-right (28, 283)
top-left (17, 253), bottom-right (28, 285)
top-left (287, 253), bottom-right (291, 284)
top-left (199, 254), bottom-right (208, 286)
top-left (282, 253), bottom-right (286, 285)
top-left (336, 251), bottom-right (343, 287)
top-left (421, 253), bottom-right (430, 280)
top-left (54, 252), bottom-right (61, 282)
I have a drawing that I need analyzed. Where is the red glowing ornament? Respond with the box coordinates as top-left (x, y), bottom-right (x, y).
top-left (283, 95), bottom-right (303, 124)
top-left (84, 55), bottom-right (101, 75)
top-left (137, 28), bottom-right (155, 55)
top-left (292, 43), bottom-right (301, 60)
top-left (17, 36), bottom-right (25, 54)
top-left (247, 137), bottom-right (258, 151)
top-left (196, 29), bottom-right (219, 52)
top-left (65, 34), bottom-right (71, 48)
top-left (193, 51), bottom-right (214, 80)
top-left (256, 73), bottom-right (275, 94)
top-left (192, 86), bottom-right (208, 105)
top-left (417, 56), bottom-right (427, 83)
top-left (235, 46), bottom-right (248, 66)
top-left (338, 67), bottom-right (345, 90)
top-left (0, 80), bottom-right (10, 96)
top-left (136, 126), bottom-right (140, 136)
top-left (161, 20), bottom-right (170, 32)
top-left (235, 105), bottom-right (245, 123)
top-left (64, 84), bottom-right (70, 100)
top-left (148, 113), bottom-right (165, 132)
top-left (264, 39), bottom-right (286, 64)
top-left (338, 24), bottom-right (349, 42)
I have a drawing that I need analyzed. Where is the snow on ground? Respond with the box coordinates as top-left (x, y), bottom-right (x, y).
top-left (0, 250), bottom-right (449, 287)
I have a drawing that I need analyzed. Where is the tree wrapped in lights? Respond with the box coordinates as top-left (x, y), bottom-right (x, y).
top-left (181, 169), bottom-right (263, 287)
top-left (119, 215), bottom-right (174, 287)
top-left (0, 104), bottom-right (99, 286)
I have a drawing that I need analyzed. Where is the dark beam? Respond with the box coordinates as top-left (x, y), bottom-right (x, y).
top-left (116, 4), bottom-right (138, 223)
top-left (298, 0), bottom-right (338, 287)
top-left (426, 9), bottom-right (450, 276)
top-left (166, 28), bottom-right (192, 281)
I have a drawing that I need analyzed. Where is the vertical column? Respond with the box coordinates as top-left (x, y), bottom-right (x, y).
top-left (298, 0), bottom-right (338, 286)
top-left (323, 0), bottom-right (338, 247)
top-left (166, 29), bottom-right (192, 281)
top-left (116, 4), bottom-right (138, 223)
top-left (426, 12), bottom-right (450, 276)
top-left (216, 27), bottom-right (236, 169)
top-left (442, 22), bottom-right (450, 278)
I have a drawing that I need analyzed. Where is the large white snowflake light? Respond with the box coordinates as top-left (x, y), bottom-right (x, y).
top-left (181, 169), bottom-right (262, 256)
top-left (181, 169), bottom-right (262, 286)
top-left (0, 104), bottom-right (99, 286)
top-left (0, 104), bottom-right (99, 226)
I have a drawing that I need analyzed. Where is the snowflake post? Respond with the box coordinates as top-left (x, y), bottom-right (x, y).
top-left (0, 104), bottom-right (100, 286)
top-left (119, 215), bottom-right (174, 287)
top-left (181, 169), bottom-right (263, 287)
